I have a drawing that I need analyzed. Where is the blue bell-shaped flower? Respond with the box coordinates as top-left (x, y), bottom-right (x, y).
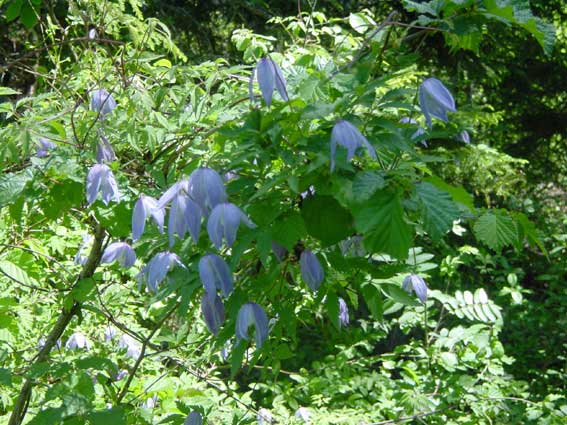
top-left (86, 163), bottom-right (120, 205)
top-left (249, 57), bottom-right (289, 107)
top-left (402, 274), bottom-right (428, 303)
top-left (330, 120), bottom-right (377, 172)
top-left (188, 167), bottom-right (227, 215)
top-left (300, 250), bottom-right (324, 291)
top-left (184, 411), bottom-right (203, 425)
top-left (419, 78), bottom-right (456, 128)
top-left (101, 242), bottom-right (136, 268)
top-left (201, 293), bottom-right (225, 335)
top-left (236, 302), bottom-right (269, 348)
top-left (90, 88), bottom-right (117, 117)
top-left (132, 195), bottom-right (165, 241)
top-left (96, 134), bottom-right (116, 163)
top-left (207, 203), bottom-right (256, 249)
top-left (199, 254), bottom-right (233, 298)
top-left (338, 297), bottom-right (349, 327)
top-left (137, 251), bottom-right (185, 292)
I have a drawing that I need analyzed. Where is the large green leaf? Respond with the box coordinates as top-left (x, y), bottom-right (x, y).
top-left (0, 169), bottom-right (33, 209)
top-left (353, 189), bottom-right (412, 260)
top-left (473, 210), bottom-right (518, 252)
top-left (415, 182), bottom-right (461, 241)
top-left (301, 195), bottom-right (353, 246)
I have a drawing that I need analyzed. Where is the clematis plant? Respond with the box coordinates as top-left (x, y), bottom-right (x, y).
top-left (300, 250), bottom-right (324, 291)
top-left (101, 242), bottom-right (136, 268)
top-left (86, 164), bottom-right (120, 205)
top-left (137, 251), bottom-right (185, 292)
top-left (236, 302), bottom-right (269, 349)
top-left (65, 332), bottom-right (92, 350)
top-left (402, 274), bottom-right (428, 303)
top-left (132, 195), bottom-right (165, 241)
top-left (36, 137), bottom-right (56, 158)
top-left (187, 167), bottom-right (227, 214)
top-left (338, 297), bottom-right (349, 327)
top-left (201, 293), bottom-right (225, 335)
top-left (207, 203), bottom-right (256, 249)
top-left (90, 88), bottom-right (117, 117)
top-left (185, 411), bottom-right (203, 425)
top-left (419, 78), bottom-right (456, 128)
top-left (96, 134), bottom-right (116, 163)
top-left (330, 120), bottom-right (377, 172)
top-left (117, 333), bottom-right (142, 359)
top-left (249, 56), bottom-right (289, 106)
top-left (199, 254), bottom-right (233, 298)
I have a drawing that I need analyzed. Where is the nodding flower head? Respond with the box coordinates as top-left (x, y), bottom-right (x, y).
top-left (300, 250), bottom-right (324, 291)
top-left (201, 292), bottom-right (225, 335)
top-left (236, 302), bottom-right (269, 349)
top-left (132, 195), bottom-right (165, 241)
top-left (257, 408), bottom-right (273, 425)
top-left (184, 411), bottom-right (203, 425)
top-left (188, 167), bottom-right (227, 215)
top-left (338, 297), bottom-right (349, 327)
top-left (36, 137), bottom-right (56, 158)
top-left (101, 242), bottom-right (136, 268)
top-left (419, 78), bottom-right (456, 128)
top-left (86, 163), bottom-right (120, 205)
top-left (96, 134), bottom-right (116, 163)
top-left (402, 274), bottom-right (428, 303)
top-left (137, 251), bottom-right (185, 293)
top-left (295, 407), bottom-right (312, 423)
top-left (199, 254), bottom-right (233, 298)
top-left (142, 394), bottom-right (158, 409)
top-left (330, 120), bottom-right (376, 172)
top-left (65, 332), bottom-right (92, 351)
top-left (249, 57), bottom-right (288, 107)
top-left (207, 203), bottom-right (256, 249)
top-left (90, 88), bottom-right (117, 117)
top-left (118, 333), bottom-right (142, 359)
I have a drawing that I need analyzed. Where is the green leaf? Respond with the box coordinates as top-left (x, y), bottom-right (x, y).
top-left (5, 0), bottom-right (23, 22)
top-left (0, 86), bottom-right (20, 96)
top-left (353, 189), bottom-right (412, 260)
top-left (415, 182), bottom-right (461, 241)
top-left (425, 175), bottom-right (474, 211)
top-left (0, 169), bottom-right (33, 208)
top-left (88, 407), bottom-right (126, 425)
top-left (361, 283), bottom-right (383, 321)
top-left (513, 211), bottom-right (548, 256)
top-left (230, 340), bottom-right (248, 378)
top-left (271, 212), bottom-right (307, 250)
top-left (0, 260), bottom-right (39, 289)
top-left (0, 368), bottom-right (12, 386)
top-left (20, 2), bottom-right (39, 28)
top-left (301, 195), bottom-right (353, 246)
top-left (325, 292), bottom-right (340, 330)
top-left (473, 210), bottom-right (518, 252)
top-left (352, 171), bottom-right (385, 201)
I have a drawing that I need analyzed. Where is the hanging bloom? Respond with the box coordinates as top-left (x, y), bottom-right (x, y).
top-left (338, 297), bottom-right (349, 327)
top-left (236, 302), bottom-right (269, 349)
top-left (257, 408), bottom-right (273, 425)
top-left (96, 134), bottom-right (116, 163)
top-left (118, 334), bottom-right (142, 359)
top-left (330, 120), bottom-right (377, 172)
top-left (300, 250), bottom-right (324, 291)
top-left (168, 193), bottom-right (202, 247)
top-left (185, 411), bottom-right (203, 425)
top-left (132, 195), bottom-right (165, 241)
top-left (104, 325), bottom-right (117, 342)
top-left (295, 407), bottom-right (312, 423)
top-left (88, 28), bottom-right (98, 40)
top-left (36, 137), bottom-right (56, 158)
top-left (90, 88), bottom-right (117, 117)
top-left (201, 293), bottom-right (225, 335)
top-left (157, 179), bottom-right (189, 209)
top-left (402, 274), bottom-right (428, 303)
top-left (188, 167), bottom-right (228, 214)
top-left (457, 130), bottom-right (470, 144)
top-left (207, 203), bottom-right (256, 249)
top-left (137, 251), bottom-right (185, 292)
top-left (142, 394), bottom-right (158, 409)
top-left (223, 170), bottom-right (239, 182)
top-left (86, 163), bottom-right (120, 205)
top-left (114, 369), bottom-right (128, 381)
top-left (74, 234), bottom-right (93, 265)
top-left (38, 338), bottom-right (62, 351)
top-left (199, 254), bottom-right (233, 298)
top-left (419, 78), bottom-right (456, 128)
top-left (271, 241), bottom-right (288, 262)
top-left (249, 57), bottom-right (289, 106)
top-left (399, 117), bottom-right (426, 144)
top-left (101, 242), bottom-right (136, 268)
top-left (65, 332), bottom-right (92, 350)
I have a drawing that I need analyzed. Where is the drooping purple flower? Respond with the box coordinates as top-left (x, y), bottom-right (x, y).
top-left (114, 369), bottom-right (128, 381)
top-left (157, 179), bottom-right (189, 209)
top-left (457, 130), bottom-right (470, 144)
top-left (236, 302), bottom-right (269, 349)
top-left (74, 234), bottom-right (93, 265)
top-left (101, 242), bottom-right (136, 268)
top-left (402, 274), bottom-right (428, 303)
top-left (38, 338), bottom-right (62, 351)
top-left (249, 57), bottom-right (289, 106)
top-left (188, 167), bottom-right (227, 214)
top-left (168, 193), bottom-right (202, 247)
top-left (86, 163), bottom-right (120, 205)
top-left (142, 394), bottom-right (158, 409)
top-left (65, 332), bottom-right (92, 350)
top-left (271, 241), bottom-right (288, 262)
top-left (96, 134), bottom-right (116, 163)
top-left (118, 334), bottom-right (142, 359)
top-left (184, 411), bottom-right (203, 425)
top-left (330, 120), bottom-right (377, 172)
top-left (132, 195), bottom-right (165, 241)
top-left (104, 325), bottom-right (117, 342)
top-left (419, 78), bottom-right (456, 128)
top-left (338, 297), bottom-right (349, 327)
top-left (36, 137), bottom-right (56, 158)
top-left (201, 292), bottom-right (225, 335)
top-left (207, 203), bottom-right (256, 249)
top-left (90, 88), bottom-right (117, 117)
top-left (399, 117), bottom-right (426, 145)
top-left (295, 407), bottom-right (312, 423)
top-left (137, 251), bottom-right (185, 293)
top-left (257, 408), bottom-right (273, 425)
top-left (199, 254), bottom-right (233, 298)
top-left (300, 250), bottom-right (324, 291)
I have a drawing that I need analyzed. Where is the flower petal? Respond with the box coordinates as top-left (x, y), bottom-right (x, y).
top-left (207, 203), bottom-right (256, 249)
top-left (236, 302), bottom-right (268, 348)
top-left (256, 58), bottom-right (275, 106)
top-left (201, 293), bottom-right (225, 335)
top-left (101, 242), bottom-right (136, 268)
top-left (188, 167), bottom-right (227, 214)
top-left (184, 411), bottom-right (203, 425)
top-left (419, 78), bottom-right (456, 128)
top-left (300, 250), bottom-right (324, 291)
top-left (90, 88), bottom-right (117, 116)
top-left (199, 254), bottom-right (233, 298)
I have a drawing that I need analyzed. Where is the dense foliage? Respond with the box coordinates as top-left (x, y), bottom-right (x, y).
top-left (0, 1), bottom-right (566, 424)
